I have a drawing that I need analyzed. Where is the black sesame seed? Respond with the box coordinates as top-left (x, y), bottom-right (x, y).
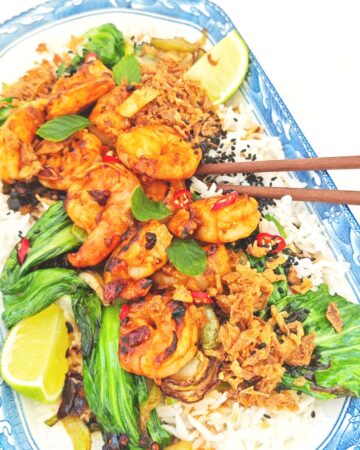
top-left (271, 176), bottom-right (277, 181)
top-left (311, 411), bottom-right (316, 418)
top-left (263, 414), bottom-right (271, 419)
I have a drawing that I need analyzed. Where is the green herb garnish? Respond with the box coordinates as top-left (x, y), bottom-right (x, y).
top-left (167, 238), bottom-right (207, 276)
top-left (36, 115), bottom-right (90, 141)
top-left (131, 185), bottom-right (171, 221)
top-left (113, 54), bottom-right (141, 86)
top-left (0, 97), bottom-right (14, 125)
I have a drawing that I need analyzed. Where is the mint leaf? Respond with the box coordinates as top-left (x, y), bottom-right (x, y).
top-left (167, 238), bottom-right (207, 276)
top-left (131, 186), bottom-right (171, 221)
top-left (113, 55), bottom-right (141, 85)
top-left (36, 115), bottom-right (90, 141)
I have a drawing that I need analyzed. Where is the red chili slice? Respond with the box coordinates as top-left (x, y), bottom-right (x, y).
top-left (256, 232), bottom-right (286, 255)
top-left (191, 291), bottom-right (213, 305)
top-left (103, 154), bottom-right (120, 164)
top-left (119, 303), bottom-right (130, 322)
top-left (211, 191), bottom-right (238, 211)
top-left (172, 189), bottom-right (192, 209)
top-left (18, 237), bottom-right (30, 265)
top-left (84, 52), bottom-right (98, 63)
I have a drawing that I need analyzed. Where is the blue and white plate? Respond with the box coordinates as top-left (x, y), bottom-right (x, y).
top-left (0, 1), bottom-right (360, 449)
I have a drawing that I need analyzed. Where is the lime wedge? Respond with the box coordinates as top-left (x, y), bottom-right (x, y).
top-left (0, 304), bottom-right (69, 403)
top-left (185, 30), bottom-right (249, 104)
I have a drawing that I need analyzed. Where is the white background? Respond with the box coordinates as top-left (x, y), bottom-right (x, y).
top-left (1, 0), bottom-right (359, 221)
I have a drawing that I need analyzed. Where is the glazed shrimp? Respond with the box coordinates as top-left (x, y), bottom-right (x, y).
top-left (168, 194), bottom-right (261, 243)
top-left (141, 176), bottom-right (186, 210)
top-left (116, 124), bottom-right (202, 180)
top-left (104, 220), bottom-right (173, 302)
top-left (0, 101), bottom-right (46, 182)
top-left (47, 57), bottom-right (115, 119)
top-left (65, 162), bottom-right (139, 267)
top-left (152, 244), bottom-right (231, 291)
top-left (119, 293), bottom-right (199, 379)
top-left (89, 84), bottom-right (131, 144)
top-left (37, 130), bottom-right (103, 190)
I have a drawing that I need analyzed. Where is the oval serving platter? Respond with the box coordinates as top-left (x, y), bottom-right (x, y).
top-left (0, 1), bottom-right (360, 449)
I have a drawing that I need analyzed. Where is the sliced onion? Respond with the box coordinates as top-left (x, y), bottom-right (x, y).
top-left (160, 352), bottom-right (219, 403)
top-left (150, 30), bottom-right (207, 53)
top-left (79, 271), bottom-right (104, 301)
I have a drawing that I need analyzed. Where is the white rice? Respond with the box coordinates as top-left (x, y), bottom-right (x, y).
top-left (0, 98), bottom-right (349, 450)
top-left (157, 391), bottom-right (324, 450)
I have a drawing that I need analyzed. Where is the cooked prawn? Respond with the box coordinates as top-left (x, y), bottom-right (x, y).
top-left (104, 220), bottom-right (173, 302)
top-left (65, 162), bottom-right (139, 267)
top-left (141, 176), bottom-right (186, 210)
top-left (152, 244), bottom-right (231, 291)
top-left (47, 57), bottom-right (115, 119)
top-left (168, 194), bottom-right (261, 243)
top-left (0, 101), bottom-right (46, 182)
top-left (37, 130), bottom-right (103, 190)
top-left (119, 293), bottom-right (199, 379)
top-left (116, 124), bottom-right (202, 180)
top-left (89, 84), bottom-right (131, 144)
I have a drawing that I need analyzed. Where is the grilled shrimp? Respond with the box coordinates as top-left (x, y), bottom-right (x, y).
top-left (141, 177), bottom-right (186, 210)
top-left (37, 130), bottom-right (103, 190)
top-left (47, 57), bottom-right (115, 119)
top-left (168, 194), bottom-right (261, 243)
top-left (65, 162), bottom-right (139, 267)
top-left (89, 84), bottom-right (131, 144)
top-left (116, 125), bottom-right (202, 180)
top-left (119, 293), bottom-right (199, 379)
top-left (104, 221), bottom-right (173, 302)
top-left (0, 101), bottom-right (46, 182)
top-left (153, 244), bottom-right (231, 291)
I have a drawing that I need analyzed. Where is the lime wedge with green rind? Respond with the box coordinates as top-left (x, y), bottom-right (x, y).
top-left (185, 29), bottom-right (249, 104)
top-left (0, 304), bottom-right (69, 403)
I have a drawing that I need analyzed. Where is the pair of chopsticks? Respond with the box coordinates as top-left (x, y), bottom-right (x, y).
top-left (195, 155), bottom-right (360, 205)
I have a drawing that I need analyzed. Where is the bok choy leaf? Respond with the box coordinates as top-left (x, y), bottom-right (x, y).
top-left (0, 202), bottom-right (85, 287)
top-left (2, 268), bottom-right (88, 329)
top-left (275, 284), bottom-right (360, 399)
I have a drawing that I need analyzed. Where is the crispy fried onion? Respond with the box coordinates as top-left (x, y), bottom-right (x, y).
top-left (211, 264), bottom-right (315, 410)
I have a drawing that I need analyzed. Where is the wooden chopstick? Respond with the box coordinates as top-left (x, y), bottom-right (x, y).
top-left (217, 184), bottom-right (360, 205)
top-left (196, 155), bottom-right (360, 175)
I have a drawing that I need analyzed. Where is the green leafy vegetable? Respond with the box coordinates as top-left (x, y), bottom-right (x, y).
top-left (83, 306), bottom-right (141, 448)
top-left (247, 254), bottom-right (266, 272)
top-left (136, 378), bottom-right (172, 447)
top-left (264, 213), bottom-right (287, 238)
top-left (56, 63), bottom-right (66, 78)
top-left (275, 284), bottom-right (360, 398)
top-left (131, 185), bottom-right (171, 221)
top-left (0, 202), bottom-right (85, 288)
top-left (72, 291), bottom-right (102, 359)
top-left (84, 23), bottom-right (124, 68)
top-left (113, 55), bottom-right (141, 85)
top-left (268, 266), bottom-right (288, 306)
top-left (36, 115), bottom-right (90, 141)
top-left (0, 97), bottom-right (14, 125)
top-left (2, 268), bottom-right (87, 329)
top-left (65, 54), bottom-right (85, 75)
top-left (167, 238), bottom-right (207, 276)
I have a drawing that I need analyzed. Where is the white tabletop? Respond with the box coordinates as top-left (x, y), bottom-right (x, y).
top-left (1, 0), bottom-right (359, 222)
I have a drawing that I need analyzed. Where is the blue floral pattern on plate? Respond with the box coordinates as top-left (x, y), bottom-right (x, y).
top-left (0, 1), bottom-right (359, 449)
